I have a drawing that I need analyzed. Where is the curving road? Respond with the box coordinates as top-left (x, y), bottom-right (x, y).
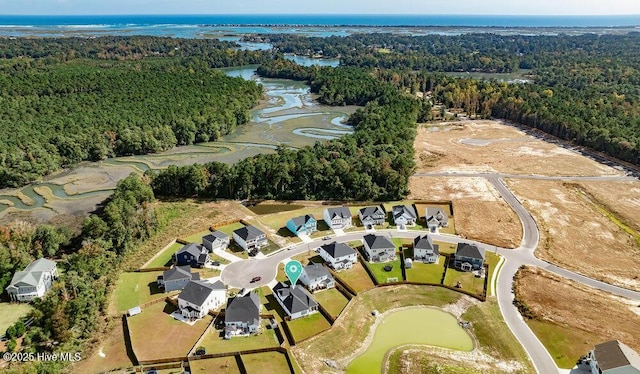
top-left (221, 173), bottom-right (640, 374)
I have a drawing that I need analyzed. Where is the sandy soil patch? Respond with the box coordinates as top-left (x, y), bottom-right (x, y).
top-left (514, 267), bottom-right (640, 360)
top-left (415, 120), bottom-right (623, 176)
top-left (409, 177), bottom-right (521, 248)
top-left (578, 180), bottom-right (640, 233)
top-left (508, 180), bottom-right (640, 290)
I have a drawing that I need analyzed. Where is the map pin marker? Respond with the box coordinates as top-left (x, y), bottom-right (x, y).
top-left (285, 260), bottom-right (303, 289)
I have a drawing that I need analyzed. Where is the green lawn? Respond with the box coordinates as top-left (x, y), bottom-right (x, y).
top-left (200, 320), bottom-right (279, 354)
top-left (485, 252), bottom-right (501, 294)
top-left (334, 263), bottom-right (375, 293)
top-left (365, 256), bottom-right (404, 284)
top-left (287, 312), bottom-right (332, 343)
top-left (145, 242), bottom-right (183, 268)
top-left (214, 222), bottom-right (245, 237)
top-left (226, 243), bottom-right (250, 259)
top-left (443, 261), bottom-right (486, 297)
top-left (312, 288), bottom-right (349, 318)
top-left (0, 303), bottom-right (32, 334)
top-left (189, 356), bottom-right (240, 374)
top-left (434, 241), bottom-right (458, 254)
top-left (182, 230), bottom-right (216, 244)
top-left (247, 203), bottom-right (305, 215)
top-left (113, 271), bottom-right (177, 312)
top-left (242, 351), bottom-right (293, 374)
top-left (405, 256), bottom-right (447, 284)
top-left (261, 239), bottom-right (282, 255)
top-left (527, 319), bottom-right (600, 369)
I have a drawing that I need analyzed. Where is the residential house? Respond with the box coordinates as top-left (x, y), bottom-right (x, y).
top-left (300, 263), bottom-right (335, 291)
top-left (286, 215), bottom-right (317, 236)
top-left (224, 292), bottom-right (261, 338)
top-left (413, 235), bottom-right (440, 263)
top-left (358, 206), bottom-right (386, 228)
top-left (585, 340), bottom-right (640, 374)
top-left (454, 243), bottom-right (486, 271)
top-left (175, 243), bottom-right (210, 268)
top-left (157, 266), bottom-right (200, 292)
top-left (323, 207), bottom-right (353, 230)
top-left (202, 231), bottom-right (230, 252)
top-left (272, 282), bottom-right (319, 320)
top-left (426, 207), bottom-right (449, 230)
top-left (233, 225), bottom-right (268, 252)
top-left (5, 258), bottom-right (58, 302)
top-left (392, 205), bottom-right (417, 227)
top-left (178, 280), bottom-right (227, 320)
top-left (318, 242), bottom-right (357, 271)
top-left (363, 234), bottom-right (396, 263)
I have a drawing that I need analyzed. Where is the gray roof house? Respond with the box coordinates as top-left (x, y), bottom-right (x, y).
top-left (586, 340), bottom-right (640, 374)
top-left (426, 207), bottom-right (449, 230)
top-left (300, 263), bottom-right (335, 291)
top-left (233, 225), bottom-right (268, 253)
top-left (175, 243), bottom-right (210, 268)
top-left (413, 235), bottom-right (440, 263)
top-left (6, 258), bottom-right (58, 302)
top-left (202, 231), bottom-right (230, 252)
top-left (272, 282), bottom-right (319, 319)
top-left (359, 206), bottom-right (386, 227)
top-left (158, 266), bottom-right (200, 292)
top-left (224, 292), bottom-right (261, 338)
top-left (323, 207), bottom-right (353, 230)
top-left (178, 280), bottom-right (227, 320)
top-left (363, 234), bottom-right (396, 263)
top-left (318, 242), bottom-right (358, 270)
top-left (454, 243), bottom-right (486, 271)
top-left (392, 205), bottom-right (417, 227)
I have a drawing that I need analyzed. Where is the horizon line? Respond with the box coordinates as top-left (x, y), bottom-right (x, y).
top-left (2, 13), bottom-right (640, 17)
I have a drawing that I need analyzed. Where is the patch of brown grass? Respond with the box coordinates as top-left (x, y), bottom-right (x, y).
top-left (579, 180), bottom-right (640, 233)
top-left (508, 180), bottom-right (640, 290)
top-left (73, 318), bottom-right (134, 373)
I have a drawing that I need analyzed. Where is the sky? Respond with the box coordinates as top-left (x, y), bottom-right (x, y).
top-left (1, 0), bottom-right (640, 16)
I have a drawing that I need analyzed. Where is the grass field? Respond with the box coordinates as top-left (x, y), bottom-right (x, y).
top-left (312, 288), bottom-right (349, 318)
top-left (200, 320), bottom-right (279, 354)
top-left (145, 242), bottom-right (182, 268)
top-left (182, 230), bottom-right (215, 244)
top-left (246, 203), bottom-right (306, 215)
top-left (113, 271), bottom-right (178, 312)
top-left (405, 255), bottom-right (447, 284)
top-left (434, 241), bottom-right (458, 254)
top-left (334, 263), bottom-right (375, 293)
top-left (365, 257), bottom-right (404, 284)
top-left (213, 222), bottom-right (245, 237)
top-left (72, 320), bottom-right (134, 373)
top-left (127, 301), bottom-right (211, 362)
top-left (188, 356), bottom-right (240, 373)
top-left (242, 351), bottom-right (293, 374)
top-left (0, 303), bottom-right (32, 334)
top-left (287, 312), bottom-right (332, 343)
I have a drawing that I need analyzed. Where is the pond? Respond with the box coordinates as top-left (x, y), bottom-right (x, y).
top-left (346, 308), bottom-right (473, 374)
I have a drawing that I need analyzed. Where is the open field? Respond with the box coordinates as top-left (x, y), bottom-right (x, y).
top-left (409, 177), bottom-right (521, 248)
top-left (312, 288), bottom-right (349, 318)
top-left (200, 320), bottom-right (279, 354)
top-left (414, 120), bottom-right (624, 177)
top-left (514, 266), bottom-right (640, 369)
top-left (508, 179), bottom-right (640, 291)
top-left (287, 312), bottom-right (332, 343)
top-left (0, 303), bottom-right (32, 334)
top-left (127, 301), bottom-right (211, 362)
top-left (333, 263), bottom-right (376, 293)
top-left (113, 271), bottom-right (177, 312)
top-left (73, 319), bottom-right (134, 373)
top-left (188, 356), bottom-right (240, 373)
top-left (242, 351), bottom-right (293, 374)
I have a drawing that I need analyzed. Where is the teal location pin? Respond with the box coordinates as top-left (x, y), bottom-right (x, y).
top-left (285, 260), bottom-right (303, 289)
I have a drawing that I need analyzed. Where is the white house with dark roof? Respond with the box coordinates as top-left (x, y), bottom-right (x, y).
top-left (359, 206), bottom-right (386, 227)
top-left (178, 280), bottom-right (226, 320)
top-left (585, 340), bottom-right (640, 374)
top-left (233, 225), bottom-right (268, 252)
top-left (286, 215), bottom-right (317, 236)
top-left (175, 243), bottom-right (210, 268)
top-left (413, 235), bottom-right (440, 263)
top-left (300, 263), bottom-right (335, 291)
top-left (323, 207), bottom-right (353, 230)
top-left (202, 231), bottom-right (230, 252)
top-left (454, 243), bottom-right (486, 271)
top-left (224, 292), bottom-right (261, 338)
top-left (392, 205), bottom-right (417, 227)
top-left (6, 258), bottom-right (58, 302)
top-left (363, 234), bottom-right (396, 263)
top-left (426, 207), bottom-right (449, 230)
top-left (272, 282), bottom-right (319, 320)
top-left (157, 266), bottom-right (200, 292)
top-left (318, 242), bottom-right (357, 270)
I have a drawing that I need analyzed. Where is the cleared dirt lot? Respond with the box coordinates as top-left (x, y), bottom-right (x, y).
top-left (508, 179), bottom-right (640, 290)
top-left (409, 176), bottom-right (521, 248)
top-left (514, 267), bottom-right (640, 368)
top-left (415, 120), bottom-right (623, 176)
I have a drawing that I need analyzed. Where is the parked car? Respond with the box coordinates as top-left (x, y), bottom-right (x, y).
top-left (250, 276), bottom-right (262, 283)
top-left (195, 347), bottom-right (206, 355)
top-left (211, 261), bottom-right (221, 266)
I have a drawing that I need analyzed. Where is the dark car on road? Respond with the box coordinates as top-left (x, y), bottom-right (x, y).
top-left (250, 276), bottom-right (262, 283)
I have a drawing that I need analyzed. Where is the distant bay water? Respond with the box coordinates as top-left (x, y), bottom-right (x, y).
top-left (0, 14), bottom-right (639, 38)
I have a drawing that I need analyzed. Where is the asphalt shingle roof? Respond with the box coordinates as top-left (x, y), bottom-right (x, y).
top-left (392, 205), bottom-right (417, 220)
top-left (203, 231), bottom-right (229, 242)
top-left (363, 234), bottom-right (394, 250)
top-left (359, 206), bottom-right (385, 219)
top-left (326, 207), bottom-right (352, 219)
top-left (321, 242), bottom-right (356, 258)
top-left (594, 340), bottom-right (640, 371)
top-left (455, 243), bottom-right (486, 260)
top-left (177, 243), bottom-right (205, 258)
top-left (289, 215), bottom-right (315, 229)
top-left (273, 282), bottom-right (318, 314)
top-left (179, 280), bottom-right (225, 307)
top-left (303, 263), bottom-right (332, 280)
top-left (233, 225), bottom-right (266, 241)
top-left (163, 266), bottom-right (200, 282)
top-left (8, 258), bottom-right (56, 288)
top-left (225, 292), bottom-right (260, 326)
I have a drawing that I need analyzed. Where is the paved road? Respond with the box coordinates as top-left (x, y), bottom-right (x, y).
top-left (414, 171), bottom-right (635, 182)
